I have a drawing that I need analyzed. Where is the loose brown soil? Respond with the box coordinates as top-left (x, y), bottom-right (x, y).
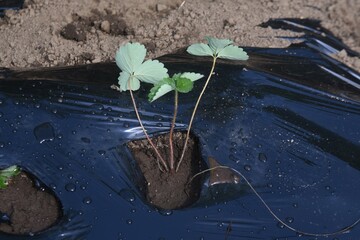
top-left (128, 132), bottom-right (205, 210)
top-left (0, 172), bottom-right (61, 235)
top-left (0, 0), bottom-right (358, 71)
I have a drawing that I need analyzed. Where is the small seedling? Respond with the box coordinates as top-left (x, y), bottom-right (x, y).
top-left (114, 39), bottom-right (360, 236)
top-left (149, 72), bottom-right (204, 170)
top-left (0, 165), bottom-right (20, 189)
top-left (114, 42), bottom-right (169, 171)
top-left (176, 37), bottom-right (249, 171)
top-left (114, 37), bottom-right (248, 172)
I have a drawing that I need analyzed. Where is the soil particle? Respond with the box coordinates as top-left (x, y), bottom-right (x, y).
top-left (0, 172), bottom-right (61, 235)
top-left (61, 23), bottom-right (87, 42)
top-left (102, 14), bottom-right (132, 36)
top-left (156, 4), bottom-right (168, 12)
top-left (100, 20), bottom-right (111, 33)
top-left (128, 132), bottom-right (205, 210)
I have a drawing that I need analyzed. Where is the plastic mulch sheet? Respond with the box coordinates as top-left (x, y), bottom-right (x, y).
top-left (0, 0), bottom-right (24, 17)
top-left (0, 19), bottom-right (360, 239)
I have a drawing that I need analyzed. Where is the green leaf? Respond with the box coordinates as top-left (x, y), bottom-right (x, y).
top-left (205, 37), bottom-right (233, 55)
top-left (118, 72), bottom-right (140, 91)
top-left (217, 45), bottom-right (249, 60)
top-left (147, 72), bottom-right (202, 102)
top-left (187, 37), bottom-right (249, 61)
top-left (0, 165), bottom-right (20, 189)
top-left (148, 82), bottom-right (174, 102)
top-left (180, 72), bottom-right (204, 82)
top-left (186, 43), bottom-right (213, 57)
top-left (134, 59), bottom-right (168, 84)
top-left (115, 42), bottom-right (169, 92)
top-left (175, 77), bottom-right (193, 93)
top-left (115, 42), bottom-right (146, 73)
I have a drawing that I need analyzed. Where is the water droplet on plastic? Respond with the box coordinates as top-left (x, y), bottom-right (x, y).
top-left (0, 213), bottom-right (10, 222)
top-left (277, 222), bottom-right (285, 229)
top-left (83, 197), bottom-right (92, 204)
top-left (244, 165), bottom-right (251, 171)
top-left (81, 137), bottom-right (91, 143)
top-left (65, 183), bottom-right (76, 192)
top-left (229, 154), bottom-right (240, 163)
top-left (286, 217), bottom-right (294, 223)
top-left (229, 148), bottom-right (237, 154)
top-left (258, 153), bottom-right (267, 162)
top-left (34, 122), bottom-right (55, 143)
top-left (119, 189), bottom-right (135, 203)
top-left (233, 175), bottom-right (240, 184)
top-left (0, 142), bottom-right (4, 148)
top-left (91, 103), bottom-right (104, 110)
top-left (159, 209), bottom-right (173, 216)
top-left (98, 150), bottom-right (106, 155)
top-left (126, 219), bottom-right (133, 225)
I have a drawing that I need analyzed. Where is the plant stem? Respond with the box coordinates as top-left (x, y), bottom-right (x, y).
top-left (169, 90), bottom-right (178, 171)
top-left (176, 57), bottom-right (217, 172)
top-left (128, 80), bottom-right (169, 171)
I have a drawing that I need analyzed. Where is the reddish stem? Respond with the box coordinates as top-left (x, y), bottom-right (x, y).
top-left (169, 90), bottom-right (178, 171)
top-left (128, 80), bottom-right (168, 171)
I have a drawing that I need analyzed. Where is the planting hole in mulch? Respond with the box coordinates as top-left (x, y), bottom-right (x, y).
top-left (128, 132), bottom-right (205, 210)
top-left (0, 171), bottom-right (62, 235)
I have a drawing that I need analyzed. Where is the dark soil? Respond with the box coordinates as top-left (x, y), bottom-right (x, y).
top-left (128, 132), bottom-right (205, 210)
top-left (60, 10), bottom-right (132, 43)
top-left (0, 172), bottom-right (61, 235)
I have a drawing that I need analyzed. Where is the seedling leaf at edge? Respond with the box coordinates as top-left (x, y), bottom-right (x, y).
top-left (0, 165), bottom-right (20, 189)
